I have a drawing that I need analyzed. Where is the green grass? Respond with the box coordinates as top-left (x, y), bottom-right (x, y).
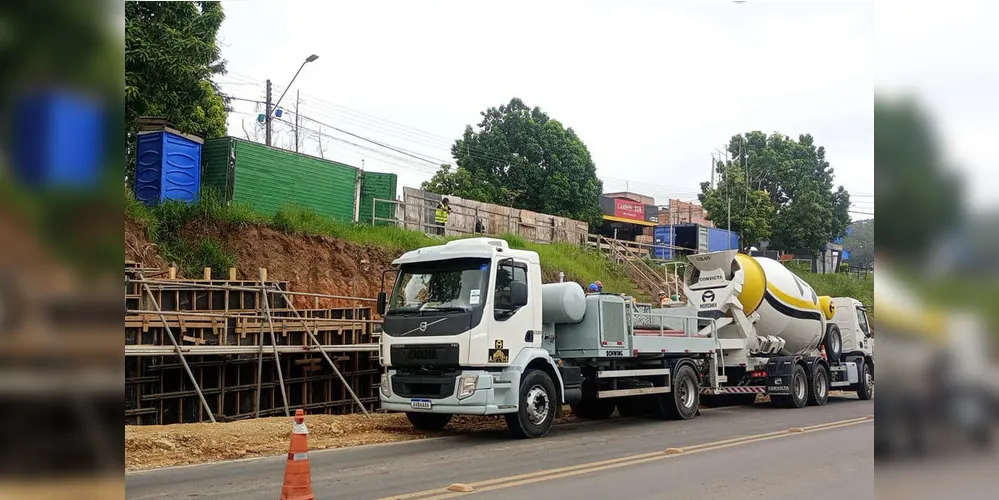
top-left (126, 191), bottom-right (638, 294)
top-left (784, 260), bottom-right (874, 310)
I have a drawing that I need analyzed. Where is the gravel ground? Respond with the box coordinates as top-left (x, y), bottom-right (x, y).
top-left (126, 409), bottom-right (578, 471)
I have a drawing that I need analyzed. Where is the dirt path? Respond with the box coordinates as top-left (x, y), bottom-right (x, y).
top-left (126, 410), bottom-right (578, 471)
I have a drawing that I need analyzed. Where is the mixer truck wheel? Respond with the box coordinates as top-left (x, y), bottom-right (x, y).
top-left (824, 324), bottom-right (843, 361)
top-left (856, 360), bottom-right (874, 400)
top-left (807, 364), bottom-right (830, 406)
top-left (651, 364), bottom-right (699, 420)
top-left (506, 369), bottom-right (557, 439)
top-left (405, 412), bottom-right (453, 431)
top-left (772, 364), bottom-right (808, 409)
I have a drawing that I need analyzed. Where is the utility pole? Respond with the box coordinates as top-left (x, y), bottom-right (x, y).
top-left (265, 79), bottom-right (273, 146)
top-left (294, 89), bottom-right (301, 153)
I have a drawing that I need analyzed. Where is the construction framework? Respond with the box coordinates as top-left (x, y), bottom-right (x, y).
top-left (124, 262), bottom-right (382, 425)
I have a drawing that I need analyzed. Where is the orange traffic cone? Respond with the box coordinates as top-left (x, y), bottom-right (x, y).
top-left (280, 409), bottom-right (314, 500)
top-left (819, 345), bottom-right (828, 361)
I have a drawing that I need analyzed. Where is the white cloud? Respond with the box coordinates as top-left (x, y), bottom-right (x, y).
top-left (217, 0), bottom-right (874, 213)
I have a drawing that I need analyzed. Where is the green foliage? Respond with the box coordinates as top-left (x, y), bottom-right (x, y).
top-left (127, 190), bottom-right (638, 297)
top-left (125, 1), bottom-right (229, 179)
top-left (875, 97), bottom-right (962, 261)
top-left (842, 219), bottom-right (874, 268)
top-left (423, 98), bottom-right (604, 227)
top-left (780, 261), bottom-right (873, 311)
top-left (698, 163), bottom-right (775, 248)
top-left (700, 132), bottom-right (851, 253)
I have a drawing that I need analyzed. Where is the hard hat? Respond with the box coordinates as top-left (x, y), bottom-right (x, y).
top-left (588, 283), bottom-right (600, 292)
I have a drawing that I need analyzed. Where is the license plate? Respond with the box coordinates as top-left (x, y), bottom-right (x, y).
top-left (410, 399), bottom-right (432, 410)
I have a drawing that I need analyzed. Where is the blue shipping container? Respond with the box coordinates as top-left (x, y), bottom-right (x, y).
top-left (653, 225), bottom-right (676, 260)
top-left (706, 227), bottom-right (740, 252)
top-left (134, 130), bottom-right (204, 206)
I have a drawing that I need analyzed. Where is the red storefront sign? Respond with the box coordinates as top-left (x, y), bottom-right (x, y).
top-left (613, 198), bottom-right (645, 221)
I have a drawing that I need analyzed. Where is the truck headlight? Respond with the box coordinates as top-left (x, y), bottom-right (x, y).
top-left (379, 373), bottom-right (391, 398)
top-left (457, 375), bottom-right (478, 400)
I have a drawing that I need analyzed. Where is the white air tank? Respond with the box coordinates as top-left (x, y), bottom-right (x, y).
top-left (541, 282), bottom-right (586, 324)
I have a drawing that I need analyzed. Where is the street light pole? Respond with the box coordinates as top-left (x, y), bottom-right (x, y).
top-left (265, 54), bottom-right (318, 147)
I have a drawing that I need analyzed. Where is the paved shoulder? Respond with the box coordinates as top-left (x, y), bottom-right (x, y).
top-left (126, 397), bottom-right (873, 500)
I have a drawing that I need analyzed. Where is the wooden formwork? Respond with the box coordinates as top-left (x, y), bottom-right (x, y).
top-left (124, 262), bottom-right (381, 425)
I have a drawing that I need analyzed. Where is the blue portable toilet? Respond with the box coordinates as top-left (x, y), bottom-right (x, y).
top-left (11, 90), bottom-right (105, 189)
top-left (134, 126), bottom-right (204, 206)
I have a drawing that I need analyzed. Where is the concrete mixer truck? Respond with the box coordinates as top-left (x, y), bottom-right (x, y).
top-left (375, 239), bottom-right (873, 438)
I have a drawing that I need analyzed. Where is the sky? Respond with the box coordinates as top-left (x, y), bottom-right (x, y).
top-left (215, 0), bottom-right (876, 219)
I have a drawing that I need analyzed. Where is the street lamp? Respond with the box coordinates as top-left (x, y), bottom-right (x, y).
top-left (266, 54), bottom-right (319, 146)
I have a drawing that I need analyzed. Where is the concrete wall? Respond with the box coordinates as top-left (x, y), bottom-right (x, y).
top-left (402, 187), bottom-right (588, 245)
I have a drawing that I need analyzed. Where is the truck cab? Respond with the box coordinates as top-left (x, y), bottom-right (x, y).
top-left (829, 297), bottom-right (874, 359)
top-left (377, 238), bottom-right (570, 437)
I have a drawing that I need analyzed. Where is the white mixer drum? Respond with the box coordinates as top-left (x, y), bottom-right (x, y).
top-left (736, 254), bottom-right (829, 354)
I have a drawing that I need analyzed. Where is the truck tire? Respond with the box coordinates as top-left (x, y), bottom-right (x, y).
top-left (856, 359), bottom-right (874, 400)
top-left (651, 364), bottom-right (699, 420)
top-left (824, 324), bottom-right (843, 361)
top-left (772, 364), bottom-right (808, 409)
top-left (570, 389), bottom-right (616, 420)
top-left (506, 369), bottom-right (558, 439)
top-left (406, 412), bottom-right (453, 431)
top-left (807, 364), bottom-right (830, 406)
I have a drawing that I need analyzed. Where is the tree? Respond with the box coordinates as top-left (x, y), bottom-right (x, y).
top-left (125, 1), bottom-right (229, 180)
top-left (874, 97), bottom-right (962, 261)
top-left (700, 132), bottom-right (852, 254)
top-left (698, 163), bottom-right (775, 249)
top-left (842, 219), bottom-right (874, 268)
top-left (423, 98), bottom-right (604, 227)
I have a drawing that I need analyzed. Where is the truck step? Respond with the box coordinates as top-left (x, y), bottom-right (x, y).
top-left (598, 387), bottom-right (670, 399)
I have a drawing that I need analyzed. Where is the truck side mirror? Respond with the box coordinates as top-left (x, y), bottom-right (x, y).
top-left (376, 291), bottom-right (387, 315)
top-left (509, 281), bottom-right (528, 308)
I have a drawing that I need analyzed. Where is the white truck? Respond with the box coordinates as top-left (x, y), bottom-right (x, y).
top-left (376, 238), bottom-right (874, 438)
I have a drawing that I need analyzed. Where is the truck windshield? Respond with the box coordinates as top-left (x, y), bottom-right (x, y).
top-left (388, 258), bottom-right (489, 314)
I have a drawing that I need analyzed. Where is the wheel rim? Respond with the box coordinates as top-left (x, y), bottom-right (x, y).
top-left (866, 369), bottom-right (874, 397)
top-left (794, 372), bottom-right (806, 401)
top-left (678, 376), bottom-right (696, 409)
top-left (817, 371), bottom-right (828, 399)
top-left (832, 333), bottom-right (841, 353)
top-left (525, 385), bottom-right (550, 425)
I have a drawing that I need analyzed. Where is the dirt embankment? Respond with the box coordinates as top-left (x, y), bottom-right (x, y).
top-left (126, 411), bottom-right (578, 470)
top-left (125, 217), bottom-right (398, 308)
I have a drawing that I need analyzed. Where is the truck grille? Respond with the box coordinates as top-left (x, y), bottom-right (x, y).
top-left (391, 370), bottom-right (459, 399)
top-left (390, 343), bottom-right (460, 367)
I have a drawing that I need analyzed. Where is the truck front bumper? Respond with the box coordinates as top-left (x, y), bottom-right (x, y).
top-left (379, 369), bottom-right (520, 415)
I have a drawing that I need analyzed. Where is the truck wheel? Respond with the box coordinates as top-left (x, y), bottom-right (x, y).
top-left (824, 324), bottom-right (843, 361)
top-left (506, 369), bottom-right (557, 439)
top-left (807, 364), bottom-right (830, 406)
top-left (405, 412), bottom-right (453, 431)
top-left (651, 364), bottom-right (699, 420)
top-left (856, 360), bottom-right (874, 400)
top-left (773, 364), bottom-right (808, 409)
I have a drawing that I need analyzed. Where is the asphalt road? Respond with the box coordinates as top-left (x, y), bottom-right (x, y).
top-left (126, 396), bottom-right (874, 500)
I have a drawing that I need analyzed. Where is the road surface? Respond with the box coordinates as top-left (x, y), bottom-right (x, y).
top-left (126, 396), bottom-right (873, 499)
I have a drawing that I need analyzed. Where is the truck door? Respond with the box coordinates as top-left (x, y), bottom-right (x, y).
top-left (490, 258), bottom-right (533, 364)
top-left (856, 307), bottom-right (872, 350)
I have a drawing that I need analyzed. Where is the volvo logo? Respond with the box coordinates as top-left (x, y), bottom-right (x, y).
top-left (701, 290), bottom-right (716, 302)
top-left (419, 321), bottom-right (428, 332)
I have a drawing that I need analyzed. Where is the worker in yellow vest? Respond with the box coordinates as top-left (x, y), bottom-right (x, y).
top-left (433, 198), bottom-right (452, 236)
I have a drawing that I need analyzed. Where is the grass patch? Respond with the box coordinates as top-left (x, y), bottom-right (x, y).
top-left (783, 260), bottom-right (874, 310)
top-left (125, 192), bottom-right (640, 295)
